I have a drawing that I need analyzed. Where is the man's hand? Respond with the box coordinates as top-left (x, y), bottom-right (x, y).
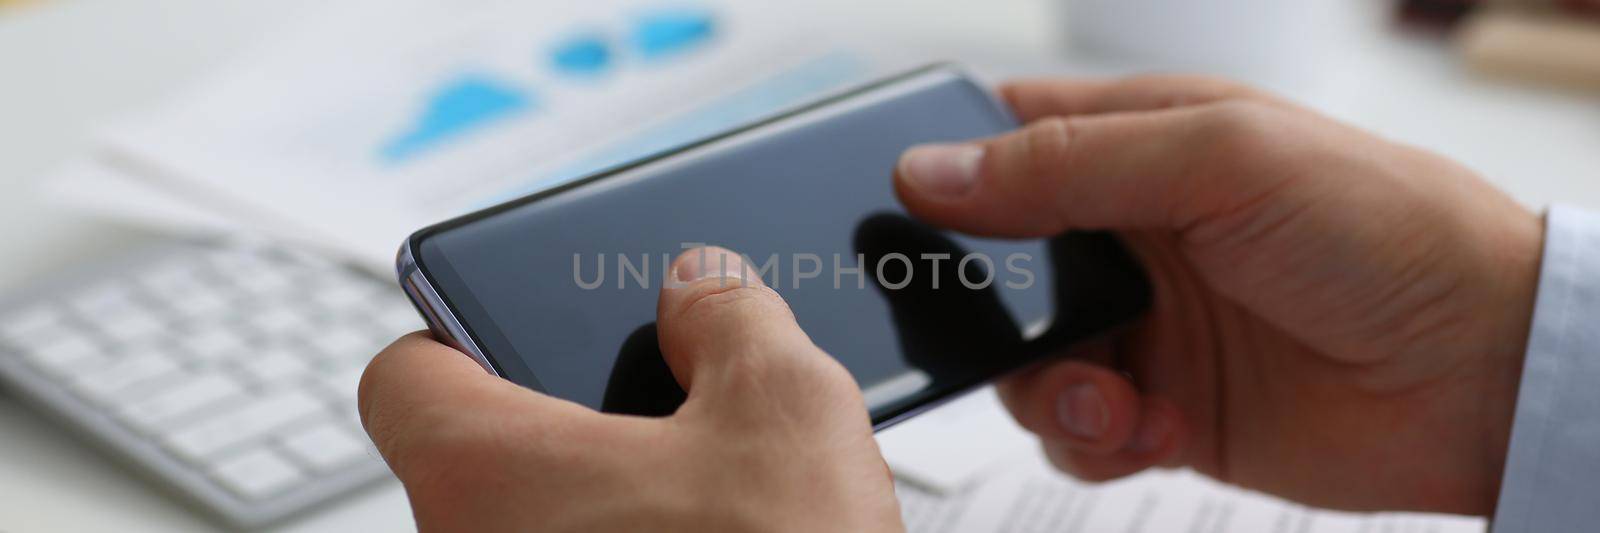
top-left (359, 247), bottom-right (902, 532)
top-left (895, 76), bottom-right (1543, 515)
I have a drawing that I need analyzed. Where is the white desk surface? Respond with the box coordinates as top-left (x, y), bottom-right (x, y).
top-left (1, 1), bottom-right (1596, 531)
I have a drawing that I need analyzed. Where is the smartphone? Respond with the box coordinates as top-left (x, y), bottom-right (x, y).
top-left (396, 64), bottom-right (1151, 429)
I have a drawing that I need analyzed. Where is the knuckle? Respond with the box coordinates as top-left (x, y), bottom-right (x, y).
top-left (666, 280), bottom-right (864, 412)
top-left (785, 352), bottom-right (857, 392)
top-left (1020, 116), bottom-right (1076, 175)
top-left (996, 82), bottom-right (1027, 108)
top-left (699, 324), bottom-right (853, 395)
top-left (1122, 74), bottom-right (1252, 108)
top-left (724, 338), bottom-right (837, 386)
top-left (1177, 75), bottom-right (1258, 102)
top-left (676, 280), bottom-right (791, 323)
top-left (1196, 100), bottom-right (1278, 152)
top-left (723, 351), bottom-right (864, 420)
top-left (1001, 116), bottom-right (1080, 205)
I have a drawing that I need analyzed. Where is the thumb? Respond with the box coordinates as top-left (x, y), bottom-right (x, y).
top-left (893, 103), bottom-right (1284, 238)
top-left (655, 247), bottom-right (861, 412)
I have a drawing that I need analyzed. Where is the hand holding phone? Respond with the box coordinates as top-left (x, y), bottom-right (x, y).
top-left (396, 65), bottom-right (1151, 428)
top-left (368, 62), bottom-right (1548, 529)
top-left (362, 247), bottom-right (903, 532)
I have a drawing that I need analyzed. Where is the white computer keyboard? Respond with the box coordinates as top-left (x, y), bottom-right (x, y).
top-left (0, 240), bottom-right (420, 528)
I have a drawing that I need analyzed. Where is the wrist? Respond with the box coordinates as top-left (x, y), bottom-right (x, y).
top-left (1476, 206), bottom-right (1545, 513)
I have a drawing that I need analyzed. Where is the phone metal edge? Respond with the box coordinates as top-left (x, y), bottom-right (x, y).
top-left (396, 241), bottom-right (500, 377)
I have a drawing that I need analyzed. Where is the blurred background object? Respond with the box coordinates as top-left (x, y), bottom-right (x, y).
top-left (1399, 0), bottom-right (1482, 27)
top-left (0, 0), bottom-right (44, 11)
top-left (1, 0), bottom-right (1598, 531)
top-left (1397, 0), bottom-right (1600, 91)
top-left (1495, 0), bottom-right (1600, 18)
top-left (1459, 4), bottom-right (1600, 91)
top-left (1057, 0), bottom-right (1346, 87)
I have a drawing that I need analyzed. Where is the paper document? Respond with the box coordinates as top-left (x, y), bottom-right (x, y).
top-left (878, 387), bottom-right (1038, 492)
top-left (42, 158), bottom-right (241, 236)
top-left (98, 0), bottom-right (882, 271)
top-left (896, 454), bottom-right (1486, 533)
top-left (886, 392), bottom-right (1486, 532)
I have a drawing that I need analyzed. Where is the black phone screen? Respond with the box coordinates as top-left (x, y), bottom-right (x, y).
top-left (409, 66), bottom-right (1149, 426)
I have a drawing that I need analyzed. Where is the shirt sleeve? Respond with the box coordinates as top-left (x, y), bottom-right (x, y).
top-left (1492, 205), bottom-right (1600, 533)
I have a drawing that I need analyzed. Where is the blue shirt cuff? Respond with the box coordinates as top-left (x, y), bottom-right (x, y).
top-left (1493, 205), bottom-right (1600, 533)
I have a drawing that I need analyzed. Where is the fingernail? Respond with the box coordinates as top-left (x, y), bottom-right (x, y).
top-left (898, 143), bottom-right (983, 199)
top-left (674, 248), bottom-right (748, 283)
top-left (1130, 415), bottom-right (1168, 454)
top-left (1056, 383), bottom-right (1108, 439)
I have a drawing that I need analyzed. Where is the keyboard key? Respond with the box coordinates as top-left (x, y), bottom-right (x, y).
top-left (0, 241), bottom-right (403, 527)
top-left (234, 269), bottom-right (295, 295)
top-left (179, 328), bottom-right (248, 360)
top-left (164, 391), bottom-right (323, 462)
top-left (96, 312), bottom-right (166, 342)
top-left (209, 449), bottom-right (305, 500)
top-left (118, 339), bottom-right (183, 357)
top-left (210, 251), bottom-right (295, 294)
top-left (72, 353), bottom-right (182, 403)
top-left (138, 261), bottom-right (209, 297)
top-left (318, 364), bottom-right (367, 403)
top-left (18, 335), bottom-right (106, 375)
top-left (120, 374), bottom-right (245, 430)
top-left (71, 283), bottom-right (139, 317)
top-left (241, 349), bottom-right (310, 384)
top-left (343, 398), bottom-right (363, 422)
top-left (313, 329), bottom-right (379, 362)
top-left (0, 305), bottom-right (62, 341)
top-left (168, 291), bottom-right (231, 320)
top-left (373, 304), bottom-right (420, 333)
top-left (249, 307), bottom-right (308, 336)
top-left (276, 247), bottom-right (337, 270)
top-left (4, 322), bottom-right (76, 353)
top-left (280, 422), bottom-right (370, 473)
top-left (206, 248), bottom-right (275, 276)
top-left (311, 282), bottom-right (379, 311)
